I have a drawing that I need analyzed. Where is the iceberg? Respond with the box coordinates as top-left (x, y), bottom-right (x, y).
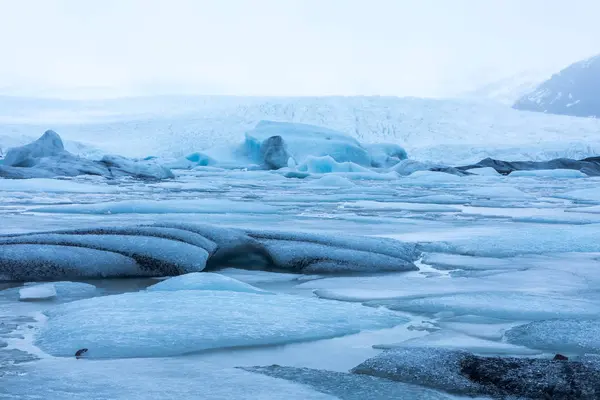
top-left (162, 152), bottom-right (216, 169)
top-left (365, 143), bottom-right (408, 168)
top-left (3, 130), bottom-right (67, 167)
top-left (0, 130), bottom-right (174, 180)
top-left (0, 224), bottom-right (418, 280)
top-left (0, 234), bottom-right (209, 277)
top-left (246, 229), bottom-right (419, 273)
top-left (36, 290), bottom-right (407, 358)
top-left (146, 272), bottom-right (271, 294)
top-left (244, 121), bottom-right (371, 167)
top-left (297, 155), bottom-right (372, 174)
top-left (0, 244), bottom-right (142, 281)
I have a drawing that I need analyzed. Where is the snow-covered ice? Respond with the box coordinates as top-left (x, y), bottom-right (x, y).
top-left (19, 283), bottom-right (57, 301)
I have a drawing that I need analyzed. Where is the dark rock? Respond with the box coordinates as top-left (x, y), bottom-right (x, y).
top-left (260, 135), bottom-right (291, 170)
top-left (75, 348), bottom-right (88, 359)
top-left (554, 354), bottom-right (569, 361)
top-left (457, 156), bottom-right (600, 176)
top-left (351, 347), bottom-right (600, 399)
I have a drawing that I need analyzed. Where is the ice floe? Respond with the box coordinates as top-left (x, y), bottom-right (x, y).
top-left (36, 290), bottom-right (407, 358)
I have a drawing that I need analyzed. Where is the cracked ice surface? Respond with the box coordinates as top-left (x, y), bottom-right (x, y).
top-left (2, 153), bottom-right (600, 399)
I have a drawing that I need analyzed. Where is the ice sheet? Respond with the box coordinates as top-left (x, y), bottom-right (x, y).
top-left (36, 290), bottom-right (408, 358)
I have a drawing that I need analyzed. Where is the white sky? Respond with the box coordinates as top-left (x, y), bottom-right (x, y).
top-left (0, 0), bottom-right (598, 98)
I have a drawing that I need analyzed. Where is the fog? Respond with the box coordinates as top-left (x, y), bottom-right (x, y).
top-left (0, 0), bottom-right (598, 98)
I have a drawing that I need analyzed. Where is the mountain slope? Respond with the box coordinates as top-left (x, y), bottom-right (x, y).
top-left (513, 54), bottom-right (600, 118)
top-left (461, 71), bottom-right (550, 105)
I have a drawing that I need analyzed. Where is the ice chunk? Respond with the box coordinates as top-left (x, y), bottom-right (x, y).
top-left (52, 225), bottom-right (218, 255)
top-left (3, 130), bottom-right (66, 167)
top-left (99, 155), bottom-right (174, 180)
top-left (352, 348), bottom-right (600, 399)
top-left (2, 224), bottom-right (419, 280)
top-left (467, 186), bottom-right (533, 199)
top-left (36, 290), bottom-right (407, 358)
top-left (297, 155), bottom-right (372, 174)
top-left (19, 283), bottom-right (56, 301)
top-left (245, 365), bottom-right (454, 400)
top-left (147, 272), bottom-right (271, 294)
top-left (390, 159), bottom-right (433, 176)
top-left (306, 175), bottom-right (355, 188)
top-left (245, 121), bottom-right (371, 166)
top-left (374, 330), bottom-right (541, 356)
top-left (0, 244), bottom-right (142, 281)
top-left (509, 169), bottom-right (588, 178)
top-left (248, 230), bottom-right (418, 273)
top-left (372, 292), bottom-right (600, 320)
top-left (420, 224), bottom-right (600, 257)
top-left (17, 281), bottom-right (97, 302)
top-left (0, 178), bottom-right (119, 193)
top-left (365, 143), bottom-right (408, 168)
top-left (0, 358), bottom-right (335, 400)
top-left (150, 222), bottom-right (273, 270)
top-left (464, 167), bottom-right (501, 176)
top-left (32, 199), bottom-right (278, 214)
top-left (0, 234), bottom-right (208, 276)
top-left (506, 319), bottom-right (600, 354)
top-left (421, 253), bottom-right (524, 271)
top-left (163, 152), bottom-right (216, 169)
top-left (567, 205), bottom-right (600, 214)
top-left (556, 187), bottom-right (600, 202)
top-left (217, 268), bottom-right (309, 284)
top-left (341, 200), bottom-right (460, 213)
top-left (404, 170), bottom-right (462, 184)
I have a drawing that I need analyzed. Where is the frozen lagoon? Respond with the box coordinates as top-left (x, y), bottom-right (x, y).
top-left (2, 167), bottom-right (600, 399)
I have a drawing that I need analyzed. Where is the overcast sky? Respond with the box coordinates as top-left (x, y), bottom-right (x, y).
top-left (0, 0), bottom-right (598, 98)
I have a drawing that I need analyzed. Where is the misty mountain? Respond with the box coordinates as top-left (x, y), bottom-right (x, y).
top-left (513, 54), bottom-right (600, 118)
top-left (460, 71), bottom-right (550, 105)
